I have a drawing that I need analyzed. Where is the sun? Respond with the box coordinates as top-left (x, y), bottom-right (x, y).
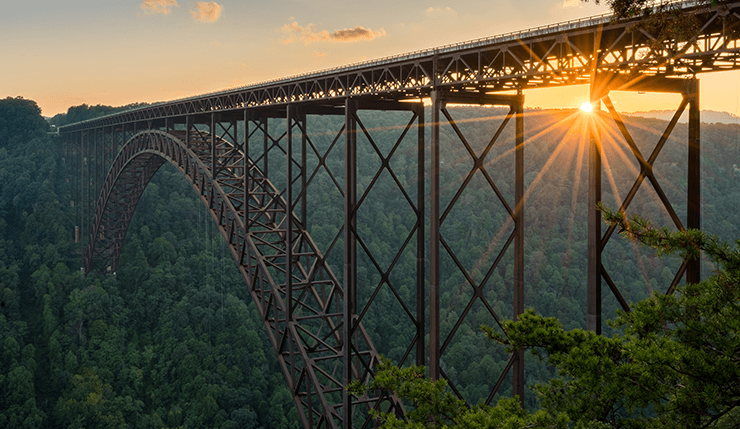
top-left (580, 101), bottom-right (594, 113)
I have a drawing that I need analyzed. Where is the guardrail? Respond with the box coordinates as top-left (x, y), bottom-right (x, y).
top-left (59, 0), bottom-right (704, 130)
top-left (190, 0), bottom-right (701, 95)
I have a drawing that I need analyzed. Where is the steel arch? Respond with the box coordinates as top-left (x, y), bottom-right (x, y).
top-left (86, 130), bottom-right (402, 429)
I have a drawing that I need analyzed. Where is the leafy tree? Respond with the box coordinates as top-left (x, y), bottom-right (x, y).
top-left (583, 0), bottom-right (729, 48)
top-left (48, 102), bottom-right (150, 128)
top-left (352, 209), bottom-right (740, 428)
top-left (0, 97), bottom-right (48, 147)
top-left (56, 367), bottom-right (129, 429)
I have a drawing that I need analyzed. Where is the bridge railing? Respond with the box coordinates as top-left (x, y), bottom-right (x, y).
top-left (223, 0), bottom-right (700, 90)
top-left (59, 0), bottom-right (703, 131)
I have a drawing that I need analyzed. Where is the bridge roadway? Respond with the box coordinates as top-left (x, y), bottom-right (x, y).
top-left (60, 1), bottom-right (740, 428)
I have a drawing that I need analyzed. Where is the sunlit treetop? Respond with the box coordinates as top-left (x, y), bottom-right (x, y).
top-left (582, 0), bottom-right (730, 46)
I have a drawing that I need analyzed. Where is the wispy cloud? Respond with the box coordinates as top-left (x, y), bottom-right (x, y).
top-left (425, 6), bottom-right (457, 15)
top-left (141, 0), bottom-right (178, 15)
top-left (191, 1), bottom-right (223, 22)
top-left (281, 22), bottom-right (386, 45)
top-left (561, 0), bottom-right (580, 8)
top-left (333, 26), bottom-right (386, 41)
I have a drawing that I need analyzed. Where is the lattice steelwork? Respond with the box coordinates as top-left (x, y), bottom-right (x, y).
top-left (586, 75), bottom-right (700, 333)
top-left (428, 92), bottom-right (524, 401)
top-left (83, 128), bottom-right (405, 428)
top-left (59, 1), bottom-right (740, 428)
top-left (61, 1), bottom-right (740, 134)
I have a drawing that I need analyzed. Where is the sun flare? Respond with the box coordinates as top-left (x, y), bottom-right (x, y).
top-left (580, 101), bottom-right (593, 113)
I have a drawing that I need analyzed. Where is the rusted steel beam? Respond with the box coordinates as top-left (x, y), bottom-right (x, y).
top-left (429, 90), bottom-right (442, 382)
top-left (687, 80), bottom-right (701, 285)
top-left (513, 92), bottom-right (525, 403)
top-left (588, 76), bottom-right (701, 331)
top-left (586, 96), bottom-right (602, 335)
top-left (416, 104), bottom-right (425, 369)
top-left (342, 97), bottom-right (357, 426)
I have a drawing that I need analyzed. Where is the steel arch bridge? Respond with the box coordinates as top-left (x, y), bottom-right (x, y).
top-left (91, 128), bottom-right (402, 426)
top-left (59, 1), bottom-right (740, 427)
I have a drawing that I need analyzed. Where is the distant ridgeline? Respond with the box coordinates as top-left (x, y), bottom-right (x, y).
top-left (47, 102), bottom-right (151, 128)
top-left (627, 109), bottom-right (740, 125)
top-left (1, 97), bottom-right (738, 426)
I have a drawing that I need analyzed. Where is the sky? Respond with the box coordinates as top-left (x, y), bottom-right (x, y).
top-left (2, 0), bottom-right (739, 117)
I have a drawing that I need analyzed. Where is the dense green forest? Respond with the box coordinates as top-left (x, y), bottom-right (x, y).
top-left (1, 95), bottom-right (738, 427)
top-left (1, 98), bottom-right (299, 428)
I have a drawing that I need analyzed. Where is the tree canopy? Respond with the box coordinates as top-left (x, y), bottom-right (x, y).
top-left (580, 0), bottom-right (737, 52)
top-left (0, 97), bottom-right (48, 147)
top-left (48, 102), bottom-right (151, 128)
top-left (584, 0), bottom-right (723, 19)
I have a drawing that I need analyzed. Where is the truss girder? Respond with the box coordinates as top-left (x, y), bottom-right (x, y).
top-left (61, 1), bottom-right (740, 134)
top-left (428, 90), bottom-right (525, 403)
top-left (86, 130), bottom-right (401, 429)
top-left (586, 76), bottom-right (700, 333)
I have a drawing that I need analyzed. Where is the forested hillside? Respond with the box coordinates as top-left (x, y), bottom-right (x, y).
top-left (1, 96), bottom-right (738, 427)
top-left (1, 98), bottom-right (299, 428)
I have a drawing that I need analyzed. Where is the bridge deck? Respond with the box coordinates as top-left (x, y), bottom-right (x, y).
top-left (60, 0), bottom-right (740, 133)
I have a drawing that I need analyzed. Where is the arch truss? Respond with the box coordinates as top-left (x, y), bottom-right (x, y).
top-left (85, 127), bottom-right (405, 428)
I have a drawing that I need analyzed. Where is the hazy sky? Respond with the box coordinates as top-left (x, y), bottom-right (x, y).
top-left (3, 0), bottom-right (739, 116)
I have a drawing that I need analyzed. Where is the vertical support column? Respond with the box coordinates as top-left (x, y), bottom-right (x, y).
top-left (244, 109), bottom-right (250, 232)
top-left (96, 129), bottom-right (102, 246)
top-left (85, 129), bottom-right (91, 271)
top-left (416, 104), bottom-right (426, 368)
top-left (80, 131), bottom-right (84, 255)
top-left (263, 117), bottom-right (269, 178)
top-left (231, 119), bottom-right (238, 151)
top-left (64, 133), bottom-right (71, 239)
top-left (587, 94), bottom-right (603, 334)
top-left (79, 131), bottom-right (83, 250)
top-left (103, 128), bottom-right (108, 191)
top-left (343, 97), bottom-right (357, 426)
top-left (185, 116), bottom-right (192, 149)
top-left (211, 113), bottom-right (217, 182)
top-left (103, 128), bottom-right (109, 183)
top-left (301, 113), bottom-right (308, 227)
top-left (74, 132), bottom-right (80, 245)
top-left (686, 79), bottom-right (701, 285)
top-left (94, 129), bottom-right (99, 212)
top-left (103, 128), bottom-right (109, 194)
top-left (286, 106), bottom-right (294, 321)
top-left (512, 93), bottom-right (525, 401)
top-left (429, 90), bottom-right (442, 381)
